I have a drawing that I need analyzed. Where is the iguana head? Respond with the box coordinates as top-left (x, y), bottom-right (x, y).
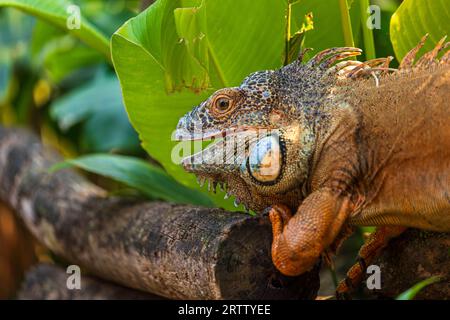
top-left (175, 47), bottom-right (363, 212)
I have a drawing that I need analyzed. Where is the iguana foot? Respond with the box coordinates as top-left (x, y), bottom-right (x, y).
top-left (268, 204), bottom-right (293, 232)
top-left (269, 190), bottom-right (354, 277)
top-left (268, 204), bottom-right (300, 276)
top-left (336, 226), bottom-right (406, 299)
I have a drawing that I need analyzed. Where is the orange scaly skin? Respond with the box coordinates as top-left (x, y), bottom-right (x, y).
top-left (271, 42), bottom-right (450, 296)
top-left (176, 35), bottom-right (450, 298)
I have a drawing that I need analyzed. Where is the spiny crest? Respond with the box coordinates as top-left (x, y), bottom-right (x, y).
top-left (292, 34), bottom-right (449, 87)
top-left (399, 34), bottom-right (449, 70)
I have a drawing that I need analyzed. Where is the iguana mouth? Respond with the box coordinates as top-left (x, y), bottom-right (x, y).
top-left (175, 126), bottom-right (274, 169)
top-left (175, 129), bottom-right (250, 169)
top-left (174, 127), bottom-right (264, 209)
top-left (174, 126), bottom-right (271, 141)
top-left (174, 128), bottom-right (226, 141)
top-left (175, 123), bottom-right (283, 172)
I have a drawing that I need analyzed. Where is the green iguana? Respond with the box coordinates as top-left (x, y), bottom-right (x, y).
top-left (175, 35), bottom-right (450, 298)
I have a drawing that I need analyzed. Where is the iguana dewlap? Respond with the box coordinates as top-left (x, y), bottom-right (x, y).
top-left (175, 35), bottom-right (450, 295)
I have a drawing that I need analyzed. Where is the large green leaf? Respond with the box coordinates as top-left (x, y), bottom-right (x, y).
top-left (52, 154), bottom-right (213, 206)
top-left (0, 0), bottom-right (110, 59)
top-left (390, 0), bottom-right (450, 61)
top-left (111, 0), bottom-right (356, 209)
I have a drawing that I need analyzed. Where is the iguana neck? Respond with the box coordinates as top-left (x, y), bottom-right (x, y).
top-left (272, 64), bottom-right (351, 194)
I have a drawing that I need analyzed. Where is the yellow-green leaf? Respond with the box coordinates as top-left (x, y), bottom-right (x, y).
top-left (0, 0), bottom-right (110, 59)
top-left (390, 0), bottom-right (450, 61)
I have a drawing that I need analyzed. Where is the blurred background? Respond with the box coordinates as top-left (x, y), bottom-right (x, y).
top-left (0, 0), bottom-right (149, 298)
top-left (0, 0), bottom-right (403, 299)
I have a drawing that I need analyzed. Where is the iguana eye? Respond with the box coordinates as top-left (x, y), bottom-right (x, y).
top-left (216, 97), bottom-right (230, 111)
top-left (211, 94), bottom-right (234, 116)
top-left (248, 135), bottom-right (282, 183)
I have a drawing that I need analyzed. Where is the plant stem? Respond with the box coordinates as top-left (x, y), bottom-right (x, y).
top-left (338, 0), bottom-right (355, 47)
top-left (360, 0), bottom-right (376, 59)
top-left (330, 265), bottom-right (339, 289)
top-left (285, 3), bottom-right (293, 65)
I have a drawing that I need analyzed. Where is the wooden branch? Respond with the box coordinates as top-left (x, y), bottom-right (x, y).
top-left (19, 263), bottom-right (161, 300)
top-left (365, 229), bottom-right (449, 299)
top-left (0, 127), bottom-right (320, 300)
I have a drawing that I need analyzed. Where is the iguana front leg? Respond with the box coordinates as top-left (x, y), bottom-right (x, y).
top-left (269, 188), bottom-right (353, 276)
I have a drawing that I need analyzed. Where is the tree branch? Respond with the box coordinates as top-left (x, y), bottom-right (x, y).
top-left (0, 127), bottom-right (320, 300)
top-left (365, 229), bottom-right (449, 299)
top-left (19, 263), bottom-right (161, 300)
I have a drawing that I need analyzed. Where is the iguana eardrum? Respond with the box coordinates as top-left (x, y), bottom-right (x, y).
top-left (175, 35), bottom-right (450, 297)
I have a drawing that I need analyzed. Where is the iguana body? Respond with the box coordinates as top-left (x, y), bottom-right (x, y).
top-left (175, 36), bottom-right (450, 297)
top-left (342, 66), bottom-right (449, 231)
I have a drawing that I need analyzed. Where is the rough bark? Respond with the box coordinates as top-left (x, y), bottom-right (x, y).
top-left (19, 263), bottom-right (161, 300)
top-left (0, 127), bottom-right (320, 300)
top-left (364, 229), bottom-right (450, 299)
